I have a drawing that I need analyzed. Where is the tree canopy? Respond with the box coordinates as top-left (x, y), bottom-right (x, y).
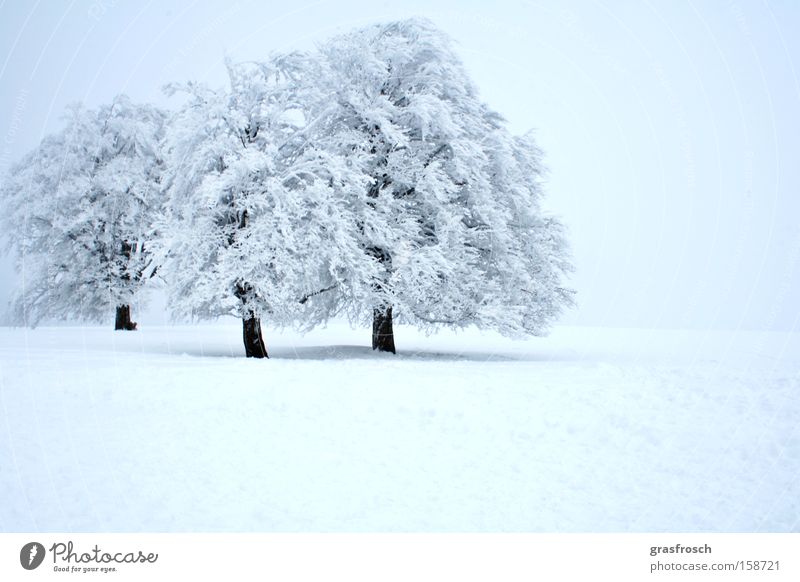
top-left (0, 19), bottom-right (573, 356)
top-left (0, 96), bottom-right (165, 328)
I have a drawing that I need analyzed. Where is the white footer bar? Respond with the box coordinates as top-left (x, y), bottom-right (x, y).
top-left (2, 533), bottom-right (797, 581)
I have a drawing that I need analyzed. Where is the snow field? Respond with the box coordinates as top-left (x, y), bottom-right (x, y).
top-left (0, 323), bottom-right (797, 531)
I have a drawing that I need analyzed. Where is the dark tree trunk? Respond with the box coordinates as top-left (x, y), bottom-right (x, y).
top-left (114, 304), bottom-right (137, 331)
top-left (242, 314), bottom-right (268, 359)
top-left (366, 245), bottom-right (395, 353)
top-left (234, 281), bottom-right (268, 359)
top-left (372, 305), bottom-right (396, 354)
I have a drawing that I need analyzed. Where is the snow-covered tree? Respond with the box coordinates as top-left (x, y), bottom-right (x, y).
top-left (0, 96), bottom-right (166, 329)
top-left (314, 19), bottom-right (574, 351)
top-left (161, 56), bottom-right (368, 357)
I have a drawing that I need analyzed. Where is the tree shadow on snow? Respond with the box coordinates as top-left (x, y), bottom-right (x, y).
top-left (97, 332), bottom-right (582, 362)
top-left (269, 344), bottom-right (572, 362)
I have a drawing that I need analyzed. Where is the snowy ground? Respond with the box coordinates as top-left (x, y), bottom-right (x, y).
top-left (0, 322), bottom-right (798, 532)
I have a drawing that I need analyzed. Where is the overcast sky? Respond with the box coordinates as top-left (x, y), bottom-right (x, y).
top-left (1, 0), bottom-right (798, 331)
